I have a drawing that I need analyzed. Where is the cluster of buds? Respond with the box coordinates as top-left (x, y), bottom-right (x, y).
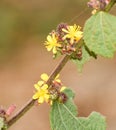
top-left (32, 73), bottom-right (67, 105)
top-left (49, 79), bottom-right (67, 103)
top-left (87, 0), bottom-right (110, 13)
top-left (45, 23), bottom-right (83, 60)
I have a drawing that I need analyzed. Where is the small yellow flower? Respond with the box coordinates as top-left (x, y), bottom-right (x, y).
top-left (32, 73), bottom-right (50, 104)
top-left (45, 33), bottom-right (61, 54)
top-left (62, 24), bottom-right (83, 44)
top-left (32, 73), bottom-right (61, 104)
top-left (33, 84), bottom-right (50, 104)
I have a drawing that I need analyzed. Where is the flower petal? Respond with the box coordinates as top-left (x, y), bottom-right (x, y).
top-left (41, 73), bottom-right (49, 81)
top-left (62, 24), bottom-right (83, 43)
top-left (60, 86), bottom-right (66, 92)
top-left (33, 93), bottom-right (39, 99)
top-left (37, 81), bottom-right (44, 86)
top-left (45, 94), bottom-right (50, 100)
top-left (46, 45), bottom-right (53, 51)
top-left (62, 28), bottom-right (69, 33)
top-left (34, 84), bottom-right (40, 90)
top-left (53, 47), bottom-right (57, 54)
top-left (42, 84), bottom-right (48, 90)
top-left (38, 97), bottom-right (44, 103)
top-left (55, 74), bottom-right (60, 79)
top-left (55, 79), bottom-right (61, 83)
top-left (47, 35), bottom-right (52, 42)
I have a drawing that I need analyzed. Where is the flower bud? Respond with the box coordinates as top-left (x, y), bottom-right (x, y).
top-left (6, 104), bottom-right (16, 116)
top-left (58, 92), bottom-right (67, 103)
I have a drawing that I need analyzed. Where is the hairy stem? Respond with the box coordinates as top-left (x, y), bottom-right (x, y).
top-left (105, 0), bottom-right (116, 12)
top-left (7, 55), bottom-right (70, 128)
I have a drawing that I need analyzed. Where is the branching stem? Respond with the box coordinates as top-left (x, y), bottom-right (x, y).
top-left (105, 0), bottom-right (116, 12)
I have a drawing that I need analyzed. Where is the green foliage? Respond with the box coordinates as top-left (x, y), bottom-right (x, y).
top-left (0, 117), bottom-right (5, 130)
top-left (50, 88), bottom-right (106, 130)
top-left (62, 88), bottom-right (75, 99)
top-left (83, 11), bottom-right (116, 58)
top-left (0, 118), bottom-right (4, 130)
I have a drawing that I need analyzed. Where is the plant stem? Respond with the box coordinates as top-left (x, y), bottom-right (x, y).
top-left (7, 54), bottom-right (70, 128)
top-left (105, 0), bottom-right (116, 12)
top-left (47, 55), bottom-right (70, 85)
top-left (6, 0), bottom-right (116, 127)
top-left (7, 99), bottom-right (35, 128)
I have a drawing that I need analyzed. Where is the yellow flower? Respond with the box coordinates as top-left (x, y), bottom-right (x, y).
top-left (32, 73), bottom-right (61, 104)
top-left (62, 24), bottom-right (83, 44)
top-left (33, 84), bottom-right (50, 104)
top-left (45, 33), bottom-right (61, 54)
top-left (32, 73), bottom-right (50, 104)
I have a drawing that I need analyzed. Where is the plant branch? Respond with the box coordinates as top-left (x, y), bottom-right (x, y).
top-left (47, 55), bottom-right (70, 85)
top-left (105, 0), bottom-right (116, 12)
top-left (7, 99), bottom-right (35, 128)
top-left (7, 54), bottom-right (70, 128)
top-left (6, 0), bottom-right (116, 127)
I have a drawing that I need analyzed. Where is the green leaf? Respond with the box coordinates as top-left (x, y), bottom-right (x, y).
top-left (83, 11), bottom-right (116, 58)
top-left (0, 117), bottom-right (4, 130)
top-left (72, 45), bottom-right (92, 72)
top-left (62, 88), bottom-right (75, 99)
top-left (50, 89), bottom-right (106, 130)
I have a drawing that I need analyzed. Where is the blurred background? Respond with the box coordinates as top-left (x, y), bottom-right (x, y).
top-left (0, 0), bottom-right (116, 130)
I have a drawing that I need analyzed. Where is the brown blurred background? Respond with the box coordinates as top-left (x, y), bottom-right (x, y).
top-left (0, 0), bottom-right (116, 130)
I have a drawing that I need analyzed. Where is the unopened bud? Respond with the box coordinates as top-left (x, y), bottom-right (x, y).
top-left (6, 104), bottom-right (16, 116)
